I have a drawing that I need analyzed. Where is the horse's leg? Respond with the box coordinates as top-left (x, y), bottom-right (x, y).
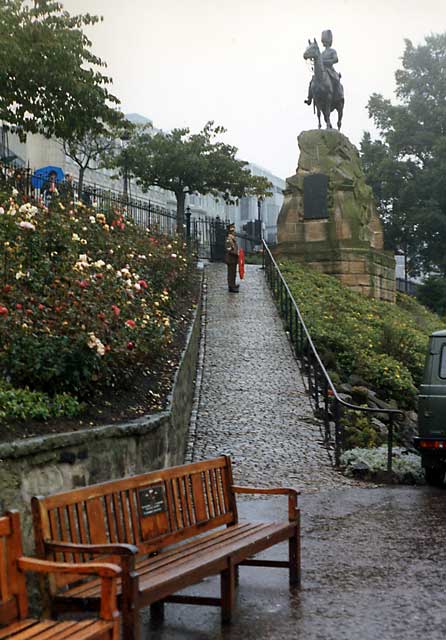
top-left (337, 101), bottom-right (344, 130)
top-left (324, 105), bottom-right (332, 129)
top-left (317, 107), bottom-right (322, 129)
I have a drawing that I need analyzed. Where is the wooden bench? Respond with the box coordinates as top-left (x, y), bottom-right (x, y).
top-left (0, 510), bottom-right (120, 640)
top-left (32, 455), bottom-right (300, 640)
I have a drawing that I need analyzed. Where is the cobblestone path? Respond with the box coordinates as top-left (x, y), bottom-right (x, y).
top-left (190, 263), bottom-right (357, 492)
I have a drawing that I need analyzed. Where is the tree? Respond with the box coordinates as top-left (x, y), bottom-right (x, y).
top-left (360, 132), bottom-right (421, 282)
top-left (116, 121), bottom-right (272, 233)
top-left (362, 33), bottom-right (446, 275)
top-left (62, 114), bottom-right (132, 197)
top-left (0, 0), bottom-right (119, 142)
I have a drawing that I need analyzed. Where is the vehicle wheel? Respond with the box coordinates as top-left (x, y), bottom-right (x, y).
top-left (424, 467), bottom-right (445, 487)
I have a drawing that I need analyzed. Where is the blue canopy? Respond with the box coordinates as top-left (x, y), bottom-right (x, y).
top-left (31, 165), bottom-right (65, 190)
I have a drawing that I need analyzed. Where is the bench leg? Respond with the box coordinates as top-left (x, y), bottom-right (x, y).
top-left (234, 564), bottom-right (240, 587)
top-left (150, 601), bottom-right (165, 623)
top-left (221, 560), bottom-right (236, 624)
top-left (121, 564), bottom-right (141, 640)
top-left (289, 512), bottom-right (301, 588)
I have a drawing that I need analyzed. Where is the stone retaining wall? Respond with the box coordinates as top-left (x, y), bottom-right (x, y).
top-left (0, 282), bottom-right (202, 553)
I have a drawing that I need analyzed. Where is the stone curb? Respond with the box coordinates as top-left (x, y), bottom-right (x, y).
top-left (184, 272), bottom-right (208, 463)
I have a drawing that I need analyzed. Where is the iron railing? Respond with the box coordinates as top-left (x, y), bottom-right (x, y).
top-left (263, 241), bottom-right (404, 470)
top-left (0, 162), bottom-right (229, 258)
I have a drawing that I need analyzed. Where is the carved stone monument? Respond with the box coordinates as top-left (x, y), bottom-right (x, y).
top-left (275, 129), bottom-right (396, 302)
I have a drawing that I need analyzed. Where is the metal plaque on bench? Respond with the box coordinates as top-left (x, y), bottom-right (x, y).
top-left (304, 174), bottom-right (329, 219)
top-left (138, 484), bottom-right (167, 518)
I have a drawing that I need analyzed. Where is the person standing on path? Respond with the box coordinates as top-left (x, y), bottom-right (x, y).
top-left (225, 223), bottom-right (239, 292)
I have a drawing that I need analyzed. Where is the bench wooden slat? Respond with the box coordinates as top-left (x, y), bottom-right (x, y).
top-left (76, 503), bottom-right (89, 550)
top-left (170, 479), bottom-right (183, 531)
top-left (110, 495), bottom-right (123, 543)
top-left (128, 492), bottom-right (140, 545)
top-left (86, 499), bottom-right (107, 546)
top-left (0, 619), bottom-right (38, 639)
top-left (203, 471), bottom-right (215, 519)
top-left (183, 476), bottom-right (195, 527)
top-left (191, 473), bottom-right (207, 522)
top-left (67, 506), bottom-right (81, 563)
top-left (7, 620), bottom-right (56, 639)
top-left (29, 621), bottom-right (80, 640)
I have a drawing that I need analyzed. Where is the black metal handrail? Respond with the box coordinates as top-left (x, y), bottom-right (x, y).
top-left (263, 241), bottom-right (404, 471)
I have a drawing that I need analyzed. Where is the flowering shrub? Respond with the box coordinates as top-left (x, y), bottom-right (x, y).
top-left (0, 187), bottom-right (194, 411)
top-left (279, 261), bottom-right (443, 410)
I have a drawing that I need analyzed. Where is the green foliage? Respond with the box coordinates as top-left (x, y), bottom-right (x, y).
top-left (280, 260), bottom-right (443, 409)
top-left (0, 383), bottom-right (81, 421)
top-left (341, 410), bottom-right (385, 449)
top-left (416, 276), bottom-right (446, 316)
top-left (112, 122), bottom-right (272, 232)
top-left (362, 33), bottom-right (446, 276)
top-left (0, 0), bottom-right (119, 141)
top-left (0, 184), bottom-right (194, 403)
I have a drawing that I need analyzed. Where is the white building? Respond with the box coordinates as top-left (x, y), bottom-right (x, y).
top-left (3, 115), bottom-right (285, 239)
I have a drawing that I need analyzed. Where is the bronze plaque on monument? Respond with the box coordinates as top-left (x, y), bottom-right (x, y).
top-left (304, 174), bottom-right (328, 219)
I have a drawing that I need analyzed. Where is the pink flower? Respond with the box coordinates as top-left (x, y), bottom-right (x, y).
top-left (18, 220), bottom-right (36, 231)
top-left (125, 319), bottom-right (136, 328)
top-left (111, 305), bottom-right (120, 316)
top-left (138, 279), bottom-right (148, 289)
top-left (0, 305), bottom-right (8, 316)
top-left (127, 341), bottom-right (135, 350)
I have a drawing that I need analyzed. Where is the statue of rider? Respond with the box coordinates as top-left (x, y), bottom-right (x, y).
top-left (305, 29), bottom-right (343, 105)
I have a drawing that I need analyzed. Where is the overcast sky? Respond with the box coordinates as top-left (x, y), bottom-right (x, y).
top-left (63, 0), bottom-right (445, 179)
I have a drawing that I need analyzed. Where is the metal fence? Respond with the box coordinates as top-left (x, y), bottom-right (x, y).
top-left (263, 241), bottom-right (404, 470)
top-left (0, 162), bottom-right (229, 257)
top-left (396, 277), bottom-right (418, 296)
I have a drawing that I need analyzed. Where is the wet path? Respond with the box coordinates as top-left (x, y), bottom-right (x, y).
top-left (145, 264), bottom-right (445, 639)
top-left (189, 263), bottom-right (357, 492)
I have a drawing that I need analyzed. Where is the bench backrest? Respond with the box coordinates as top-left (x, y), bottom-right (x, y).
top-left (0, 512), bottom-right (28, 627)
top-left (32, 456), bottom-right (238, 579)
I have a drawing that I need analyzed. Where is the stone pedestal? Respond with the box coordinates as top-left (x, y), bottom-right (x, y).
top-left (275, 130), bottom-right (396, 303)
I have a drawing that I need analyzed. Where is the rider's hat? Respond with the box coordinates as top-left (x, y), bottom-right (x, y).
top-left (321, 29), bottom-right (333, 46)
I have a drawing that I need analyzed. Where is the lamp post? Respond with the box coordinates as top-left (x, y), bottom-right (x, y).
top-left (185, 206), bottom-right (191, 240)
top-left (257, 196), bottom-right (263, 242)
top-left (120, 131), bottom-right (131, 205)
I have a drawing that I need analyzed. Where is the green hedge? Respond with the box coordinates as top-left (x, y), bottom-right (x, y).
top-left (279, 260), bottom-right (443, 409)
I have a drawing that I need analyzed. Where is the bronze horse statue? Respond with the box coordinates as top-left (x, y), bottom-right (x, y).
top-left (303, 39), bottom-right (344, 130)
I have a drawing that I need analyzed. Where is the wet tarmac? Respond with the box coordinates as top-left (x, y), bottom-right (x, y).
top-left (143, 486), bottom-right (446, 640)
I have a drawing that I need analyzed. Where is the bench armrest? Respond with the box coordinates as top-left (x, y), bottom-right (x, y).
top-left (44, 540), bottom-right (138, 557)
top-left (18, 557), bottom-right (121, 622)
top-left (18, 556), bottom-right (121, 578)
top-left (232, 486), bottom-right (300, 497)
top-left (231, 485), bottom-right (300, 521)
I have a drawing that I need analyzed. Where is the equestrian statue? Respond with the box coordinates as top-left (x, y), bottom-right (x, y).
top-left (303, 29), bottom-right (344, 130)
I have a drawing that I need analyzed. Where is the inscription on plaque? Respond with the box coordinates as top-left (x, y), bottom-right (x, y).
top-left (304, 174), bottom-right (329, 220)
top-left (138, 484), bottom-right (166, 518)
